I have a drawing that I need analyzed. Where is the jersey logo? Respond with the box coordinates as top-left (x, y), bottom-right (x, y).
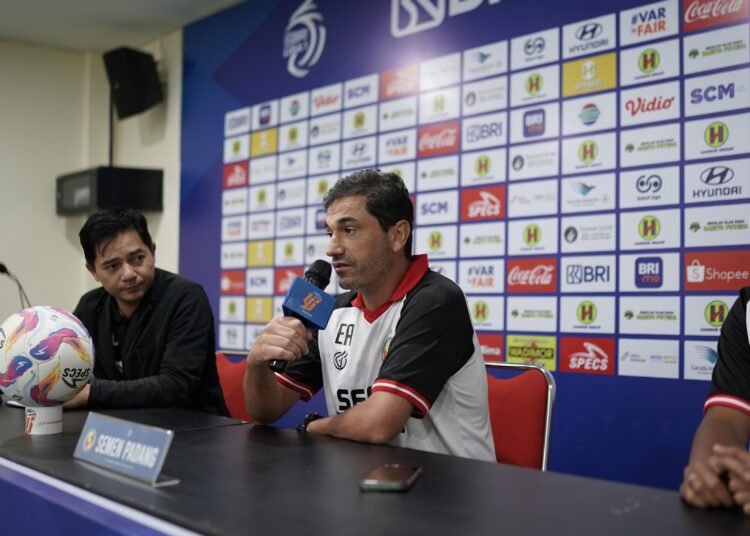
top-left (334, 350), bottom-right (348, 370)
top-left (382, 336), bottom-right (393, 361)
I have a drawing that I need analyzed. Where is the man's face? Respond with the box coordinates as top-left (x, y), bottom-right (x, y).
top-left (325, 196), bottom-right (392, 294)
top-left (88, 229), bottom-right (156, 312)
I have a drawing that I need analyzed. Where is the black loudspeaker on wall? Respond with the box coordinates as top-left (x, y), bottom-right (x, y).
top-left (103, 47), bottom-right (163, 120)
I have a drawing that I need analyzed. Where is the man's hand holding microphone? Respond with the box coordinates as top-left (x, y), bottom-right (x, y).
top-left (244, 260), bottom-right (335, 423)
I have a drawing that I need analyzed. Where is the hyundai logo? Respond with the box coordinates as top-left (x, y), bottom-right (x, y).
top-left (576, 23), bottom-right (603, 41)
top-left (700, 166), bottom-right (734, 185)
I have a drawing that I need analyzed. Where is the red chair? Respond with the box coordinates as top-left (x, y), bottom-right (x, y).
top-left (485, 361), bottom-right (556, 471)
top-left (216, 352), bottom-right (251, 422)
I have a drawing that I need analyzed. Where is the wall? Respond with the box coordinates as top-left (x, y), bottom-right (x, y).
top-left (0, 32), bottom-right (183, 323)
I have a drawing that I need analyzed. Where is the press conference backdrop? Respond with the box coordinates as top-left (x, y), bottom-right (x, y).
top-left (180, 0), bottom-right (750, 489)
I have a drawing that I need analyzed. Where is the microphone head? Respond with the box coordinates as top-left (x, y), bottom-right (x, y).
top-left (304, 259), bottom-right (332, 290)
top-left (0, 263), bottom-right (7, 274)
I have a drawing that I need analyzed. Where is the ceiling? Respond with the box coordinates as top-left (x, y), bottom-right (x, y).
top-left (0, 0), bottom-right (246, 52)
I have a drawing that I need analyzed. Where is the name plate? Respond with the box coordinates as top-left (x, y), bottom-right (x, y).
top-left (74, 412), bottom-right (178, 487)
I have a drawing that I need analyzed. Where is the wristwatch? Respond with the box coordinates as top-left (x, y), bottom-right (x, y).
top-left (297, 412), bottom-right (323, 432)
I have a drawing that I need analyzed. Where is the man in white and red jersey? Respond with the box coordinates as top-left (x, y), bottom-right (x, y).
top-left (243, 169), bottom-right (495, 461)
top-left (681, 287), bottom-right (750, 514)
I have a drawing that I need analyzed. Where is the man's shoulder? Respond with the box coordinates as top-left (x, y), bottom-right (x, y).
top-left (407, 269), bottom-right (465, 304)
top-left (77, 286), bottom-right (108, 309)
top-left (154, 269), bottom-right (206, 297)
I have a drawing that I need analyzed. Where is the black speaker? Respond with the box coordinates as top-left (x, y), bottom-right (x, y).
top-left (103, 47), bottom-right (163, 119)
top-left (56, 167), bottom-right (163, 215)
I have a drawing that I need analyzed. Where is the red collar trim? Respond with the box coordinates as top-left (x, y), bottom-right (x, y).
top-left (352, 255), bottom-right (428, 323)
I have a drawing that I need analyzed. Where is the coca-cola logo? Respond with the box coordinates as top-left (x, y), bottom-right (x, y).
top-left (684, 0), bottom-right (749, 32)
top-left (418, 121), bottom-right (459, 157)
top-left (508, 265), bottom-right (554, 285)
top-left (506, 258), bottom-right (557, 293)
top-left (624, 95), bottom-right (676, 117)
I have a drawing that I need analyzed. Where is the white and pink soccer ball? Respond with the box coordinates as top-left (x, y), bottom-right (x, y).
top-left (0, 306), bottom-right (94, 408)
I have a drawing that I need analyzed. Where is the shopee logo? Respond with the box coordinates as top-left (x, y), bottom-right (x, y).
top-left (685, 250), bottom-right (750, 290)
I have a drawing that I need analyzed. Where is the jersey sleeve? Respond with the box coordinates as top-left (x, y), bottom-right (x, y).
top-left (706, 287), bottom-right (750, 416)
top-left (373, 274), bottom-right (476, 418)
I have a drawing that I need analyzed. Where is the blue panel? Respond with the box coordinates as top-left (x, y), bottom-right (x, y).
top-left (181, 0), bottom-right (750, 491)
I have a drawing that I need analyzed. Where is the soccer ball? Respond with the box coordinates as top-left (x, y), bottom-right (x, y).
top-left (0, 306), bottom-right (94, 407)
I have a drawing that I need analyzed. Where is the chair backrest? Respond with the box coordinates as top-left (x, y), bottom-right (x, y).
top-left (485, 361), bottom-right (555, 471)
top-left (216, 352), bottom-right (252, 422)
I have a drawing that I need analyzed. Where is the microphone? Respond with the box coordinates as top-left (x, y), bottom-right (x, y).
top-left (270, 259), bottom-right (335, 372)
top-left (0, 262), bottom-right (32, 309)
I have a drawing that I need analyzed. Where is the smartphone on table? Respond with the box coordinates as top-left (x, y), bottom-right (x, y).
top-left (359, 464), bottom-right (422, 492)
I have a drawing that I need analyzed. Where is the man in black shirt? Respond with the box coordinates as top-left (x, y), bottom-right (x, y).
top-left (64, 209), bottom-right (228, 416)
top-left (681, 287), bottom-right (750, 514)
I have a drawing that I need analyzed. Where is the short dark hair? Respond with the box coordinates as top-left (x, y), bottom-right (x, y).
top-left (79, 209), bottom-right (153, 266)
top-left (323, 169), bottom-right (413, 258)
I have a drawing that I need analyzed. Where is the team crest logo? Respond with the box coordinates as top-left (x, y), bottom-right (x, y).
top-left (524, 223), bottom-right (541, 246)
top-left (475, 155), bottom-right (491, 176)
top-left (638, 215), bottom-right (660, 241)
top-left (83, 429), bottom-right (97, 452)
top-left (473, 301), bottom-right (489, 322)
top-left (577, 301), bottom-right (597, 325)
top-left (704, 122), bottom-right (728, 149)
top-left (704, 300), bottom-right (728, 328)
top-left (354, 112), bottom-right (365, 129)
top-left (638, 49), bottom-right (659, 73)
top-left (382, 336), bottom-right (393, 361)
top-left (525, 73), bottom-right (543, 96)
top-left (283, 0), bottom-right (326, 78)
top-left (578, 140), bottom-right (598, 164)
top-left (428, 231), bottom-right (443, 251)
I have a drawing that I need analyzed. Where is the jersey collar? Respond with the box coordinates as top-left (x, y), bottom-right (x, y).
top-left (351, 254), bottom-right (428, 323)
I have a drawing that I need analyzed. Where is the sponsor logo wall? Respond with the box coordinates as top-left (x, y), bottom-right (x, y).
top-left (216, 0), bottom-right (750, 384)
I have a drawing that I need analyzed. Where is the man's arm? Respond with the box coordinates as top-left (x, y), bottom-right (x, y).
top-left (306, 391), bottom-right (413, 443)
top-left (680, 406), bottom-right (750, 508)
top-left (243, 316), bottom-right (308, 423)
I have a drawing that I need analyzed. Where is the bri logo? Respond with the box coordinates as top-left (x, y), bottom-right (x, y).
top-left (390, 0), bottom-right (502, 38)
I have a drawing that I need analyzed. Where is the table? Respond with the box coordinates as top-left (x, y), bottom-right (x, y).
top-left (0, 404), bottom-right (747, 535)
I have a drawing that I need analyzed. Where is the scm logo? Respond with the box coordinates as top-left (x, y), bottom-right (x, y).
top-left (391, 0), bottom-right (502, 38)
